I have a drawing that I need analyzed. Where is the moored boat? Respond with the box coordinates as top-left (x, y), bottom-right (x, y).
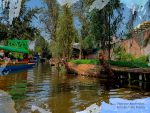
top-left (0, 40), bottom-right (36, 75)
top-left (0, 62), bottom-right (35, 75)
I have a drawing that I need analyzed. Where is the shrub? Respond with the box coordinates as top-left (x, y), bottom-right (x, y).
top-left (133, 55), bottom-right (148, 63)
top-left (113, 45), bottom-right (135, 61)
top-left (70, 59), bottom-right (100, 65)
top-left (109, 60), bottom-right (148, 68)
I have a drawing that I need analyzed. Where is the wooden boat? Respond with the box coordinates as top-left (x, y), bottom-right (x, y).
top-left (0, 41), bottom-right (36, 75)
top-left (0, 62), bottom-right (35, 75)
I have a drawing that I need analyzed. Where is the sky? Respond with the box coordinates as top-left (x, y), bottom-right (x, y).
top-left (26, 0), bottom-right (149, 49)
top-left (121, 0), bottom-right (149, 8)
top-left (19, 0), bottom-right (150, 49)
top-left (28, 0), bottom-right (149, 8)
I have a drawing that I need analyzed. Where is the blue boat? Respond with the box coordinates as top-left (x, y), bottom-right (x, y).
top-left (0, 63), bottom-right (35, 75)
top-left (0, 40), bottom-right (37, 75)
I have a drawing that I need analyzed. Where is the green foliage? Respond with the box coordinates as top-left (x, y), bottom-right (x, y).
top-left (35, 37), bottom-right (48, 52)
top-left (70, 59), bottom-right (100, 65)
top-left (9, 83), bottom-right (27, 100)
top-left (83, 35), bottom-right (95, 50)
top-left (113, 45), bottom-right (134, 61)
top-left (70, 58), bottom-right (149, 68)
top-left (59, 65), bottom-right (67, 75)
top-left (119, 53), bottom-right (134, 61)
top-left (113, 45), bottom-right (149, 68)
top-left (51, 5), bottom-right (77, 59)
top-left (88, 0), bottom-right (123, 48)
top-left (41, 0), bottom-right (59, 40)
top-left (0, 0), bottom-right (40, 41)
top-left (123, 32), bottom-right (132, 39)
top-left (113, 45), bottom-right (149, 63)
top-left (133, 55), bottom-right (148, 63)
top-left (109, 60), bottom-right (148, 68)
top-left (50, 40), bottom-right (63, 59)
top-left (0, 24), bottom-right (9, 40)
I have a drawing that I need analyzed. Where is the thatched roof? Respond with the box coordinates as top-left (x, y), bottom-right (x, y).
top-left (134, 21), bottom-right (150, 34)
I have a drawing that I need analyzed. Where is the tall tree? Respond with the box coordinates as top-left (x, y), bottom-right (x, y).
top-left (34, 36), bottom-right (50, 57)
top-left (72, 0), bottom-right (91, 59)
top-left (51, 4), bottom-right (77, 59)
top-left (88, 0), bottom-right (123, 58)
top-left (41, 0), bottom-right (59, 40)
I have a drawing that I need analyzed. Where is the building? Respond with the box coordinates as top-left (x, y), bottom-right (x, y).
top-left (112, 21), bottom-right (150, 58)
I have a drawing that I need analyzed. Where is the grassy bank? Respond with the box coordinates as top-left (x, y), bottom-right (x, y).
top-left (70, 59), bottom-right (100, 65)
top-left (70, 59), bottom-right (149, 68)
top-left (109, 60), bottom-right (148, 68)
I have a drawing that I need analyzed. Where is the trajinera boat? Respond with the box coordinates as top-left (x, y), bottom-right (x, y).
top-left (0, 39), bottom-right (35, 75)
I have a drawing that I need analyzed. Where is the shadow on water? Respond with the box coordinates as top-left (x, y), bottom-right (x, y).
top-left (0, 64), bottom-right (150, 113)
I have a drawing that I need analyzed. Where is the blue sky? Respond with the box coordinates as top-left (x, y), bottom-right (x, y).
top-left (25, 0), bottom-right (150, 49)
top-left (120, 0), bottom-right (149, 8)
top-left (28, 0), bottom-right (149, 8)
top-left (27, 0), bottom-right (149, 31)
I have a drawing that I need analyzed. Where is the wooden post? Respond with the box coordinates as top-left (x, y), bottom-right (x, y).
top-left (144, 74), bottom-right (147, 81)
top-left (139, 81), bottom-right (142, 87)
top-left (139, 74), bottom-right (142, 81)
top-left (128, 80), bottom-right (131, 87)
top-left (120, 75), bottom-right (123, 79)
top-left (128, 73), bottom-right (131, 80)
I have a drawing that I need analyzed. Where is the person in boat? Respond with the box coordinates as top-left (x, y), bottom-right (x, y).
top-left (23, 53), bottom-right (29, 62)
top-left (3, 51), bottom-right (11, 61)
top-left (9, 52), bottom-right (16, 61)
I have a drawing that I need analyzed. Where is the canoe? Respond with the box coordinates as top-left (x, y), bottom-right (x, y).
top-left (0, 63), bottom-right (35, 75)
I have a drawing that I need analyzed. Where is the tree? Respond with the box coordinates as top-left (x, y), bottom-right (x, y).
top-left (72, 0), bottom-right (91, 59)
top-left (88, 0), bottom-right (123, 58)
top-left (34, 36), bottom-right (50, 57)
top-left (126, 9), bottom-right (137, 35)
top-left (83, 35), bottom-right (95, 50)
top-left (0, 0), bottom-right (40, 41)
top-left (40, 0), bottom-right (59, 41)
top-left (0, 24), bottom-right (9, 40)
top-left (51, 4), bottom-right (77, 59)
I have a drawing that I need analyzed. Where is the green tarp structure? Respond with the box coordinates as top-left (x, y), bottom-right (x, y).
top-left (7, 39), bottom-right (29, 50)
top-left (0, 45), bottom-right (29, 53)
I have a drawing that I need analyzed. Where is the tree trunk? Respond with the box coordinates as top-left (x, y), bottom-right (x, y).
top-left (79, 49), bottom-right (81, 59)
top-left (99, 52), bottom-right (114, 78)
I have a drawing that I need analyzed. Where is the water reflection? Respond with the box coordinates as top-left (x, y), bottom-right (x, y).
top-left (0, 64), bottom-right (149, 113)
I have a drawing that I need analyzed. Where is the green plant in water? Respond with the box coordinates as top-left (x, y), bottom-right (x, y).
top-left (59, 65), bottom-right (67, 75)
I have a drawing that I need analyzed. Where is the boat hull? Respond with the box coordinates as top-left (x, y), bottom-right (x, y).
top-left (0, 63), bottom-right (35, 75)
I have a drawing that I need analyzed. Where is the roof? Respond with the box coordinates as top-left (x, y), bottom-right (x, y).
top-left (134, 21), bottom-right (150, 33)
top-left (72, 43), bottom-right (80, 49)
top-left (0, 45), bottom-right (29, 53)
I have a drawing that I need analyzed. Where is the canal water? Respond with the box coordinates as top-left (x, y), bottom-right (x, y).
top-left (0, 64), bottom-right (150, 113)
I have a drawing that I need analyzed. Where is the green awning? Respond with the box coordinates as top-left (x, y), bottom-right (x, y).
top-left (0, 45), bottom-right (29, 53)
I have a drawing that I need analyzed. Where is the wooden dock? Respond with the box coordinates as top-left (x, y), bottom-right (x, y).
top-left (111, 66), bottom-right (150, 82)
top-left (111, 66), bottom-right (150, 74)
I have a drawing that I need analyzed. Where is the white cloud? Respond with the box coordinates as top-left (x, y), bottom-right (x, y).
top-left (57, 0), bottom-right (79, 6)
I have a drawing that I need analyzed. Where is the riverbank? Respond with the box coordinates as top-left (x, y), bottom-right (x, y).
top-left (66, 59), bottom-right (150, 81)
